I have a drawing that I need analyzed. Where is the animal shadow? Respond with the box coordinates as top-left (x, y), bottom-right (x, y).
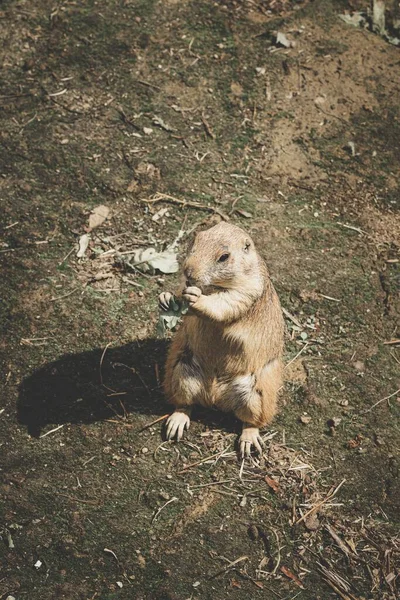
top-left (17, 338), bottom-right (169, 437)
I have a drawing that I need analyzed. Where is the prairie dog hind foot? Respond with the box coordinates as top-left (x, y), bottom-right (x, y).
top-left (239, 424), bottom-right (265, 458)
top-left (165, 408), bottom-right (192, 441)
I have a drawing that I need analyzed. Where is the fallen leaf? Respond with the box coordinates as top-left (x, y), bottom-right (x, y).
top-left (88, 205), bottom-right (110, 230)
top-left (231, 82), bottom-right (243, 97)
top-left (127, 179), bottom-right (138, 193)
top-left (77, 233), bottom-right (90, 258)
top-left (235, 209), bottom-right (252, 218)
top-left (133, 247), bottom-right (179, 274)
top-left (152, 207), bottom-right (169, 222)
top-left (276, 32), bottom-right (295, 48)
top-left (348, 434), bottom-right (363, 449)
top-left (143, 127), bottom-right (153, 135)
top-left (153, 115), bottom-right (175, 132)
top-left (265, 475), bottom-right (280, 493)
top-left (280, 565), bottom-right (304, 589)
top-left (135, 162), bottom-right (160, 180)
top-left (304, 512), bottom-right (320, 531)
top-left (339, 12), bottom-right (367, 28)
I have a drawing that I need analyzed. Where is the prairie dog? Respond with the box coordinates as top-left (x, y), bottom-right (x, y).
top-left (159, 222), bottom-right (284, 457)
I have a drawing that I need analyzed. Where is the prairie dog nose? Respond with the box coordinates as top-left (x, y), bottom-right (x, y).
top-left (184, 267), bottom-right (194, 286)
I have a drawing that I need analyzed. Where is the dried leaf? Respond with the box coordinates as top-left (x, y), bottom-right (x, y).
top-left (77, 233), bottom-right (90, 258)
top-left (280, 565), bottom-right (304, 589)
top-left (88, 205), bottom-right (110, 230)
top-left (157, 296), bottom-right (189, 337)
top-left (133, 247), bottom-right (179, 274)
top-left (127, 179), bottom-right (138, 193)
top-left (153, 115), bottom-right (175, 132)
top-left (339, 12), bottom-right (367, 28)
top-left (236, 209), bottom-right (253, 219)
top-left (265, 475), bottom-right (280, 493)
top-left (276, 32), bottom-right (295, 48)
top-left (304, 512), bottom-right (320, 531)
top-left (152, 207), bottom-right (169, 222)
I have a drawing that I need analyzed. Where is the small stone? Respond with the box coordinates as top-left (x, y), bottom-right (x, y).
top-left (353, 361), bottom-right (365, 372)
top-left (300, 415), bottom-right (312, 425)
top-left (34, 560), bottom-right (42, 569)
top-left (116, 581), bottom-right (123, 589)
top-left (141, 447), bottom-right (149, 454)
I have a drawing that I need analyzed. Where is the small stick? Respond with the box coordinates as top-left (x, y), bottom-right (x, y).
top-left (201, 112), bottom-right (215, 139)
top-left (285, 342), bottom-right (310, 369)
top-left (56, 493), bottom-right (99, 506)
top-left (295, 479), bottom-right (346, 525)
top-left (178, 446), bottom-right (231, 473)
top-left (138, 414), bottom-right (169, 432)
top-left (143, 192), bottom-right (229, 221)
top-left (151, 497), bottom-right (178, 524)
top-left (209, 555), bottom-right (248, 579)
top-left (39, 424), bottom-right (64, 438)
top-left (318, 293), bottom-right (341, 302)
top-left (58, 246), bottom-right (75, 266)
top-left (337, 222), bottom-right (366, 235)
top-left (106, 419), bottom-right (134, 427)
top-left (383, 339), bottom-right (400, 345)
top-left (134, 79), bottom-right (161, 91)
top-left (50, 287), bottom-right (79, 302)
top-left (360, 388), bottom-right (400, 414)
top-left (325, 524), bottom-right (356, 559)
top-left (282, 307), bottom-right (302, 328)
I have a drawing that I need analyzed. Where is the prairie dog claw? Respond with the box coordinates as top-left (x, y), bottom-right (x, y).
top-left (159, 291), bottom-right (174, 311)
top-left (182, 286), bottom-right (202, 306)
top-left (239, 426), bottom-right (264, 458)
top-left (165, 411), bottom-right (191, 442)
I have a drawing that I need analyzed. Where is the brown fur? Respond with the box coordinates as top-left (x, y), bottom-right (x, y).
top-left (162, 222), bottom-right (284, 448)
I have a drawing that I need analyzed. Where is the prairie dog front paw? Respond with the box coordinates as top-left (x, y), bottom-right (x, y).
top-left (159, 291), bottom-right (174, 311)
top-left (239, 426), bottom-right (264, 458)
top-left (165, 411), bottom-right (191, 441)
top-left (182, 286), bottom-right (202, 306)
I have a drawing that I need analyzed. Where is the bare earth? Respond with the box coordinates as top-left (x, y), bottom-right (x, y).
top-left (1, 1), bottom-right (399, 599)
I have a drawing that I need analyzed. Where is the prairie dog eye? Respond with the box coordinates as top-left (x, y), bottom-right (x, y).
top-left (217, 253), bottom-right (230, 263)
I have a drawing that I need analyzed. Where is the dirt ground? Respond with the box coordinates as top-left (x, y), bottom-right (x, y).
top-left (1, 0), bottom-right (399, 599)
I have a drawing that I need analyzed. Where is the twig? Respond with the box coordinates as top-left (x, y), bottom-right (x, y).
top-left (178, 446), bottom-right (231, 473)
top-left (143, 193), bottom-right (229, 221)
top-left (134, 79), bottom-right (161, 91)
top-left (318, 293), bottom-right (341, 302)
top-left (58, 246), bottom-right (75, 266)
top-left (360, 388), bottom-right (400, 414)
top-left (325, 524), bottom-right (356, 559)
top-left (50, 287), bottom-right (80, 302)
top-left (56, 493), bottom-right (100, 506)
top-left (39, 424), bottom-right (64, 438)
top-left (209, 556), bottom-right (248, 579)
top-left (285, 342), bottom-right (310, 369)
top-left (295, 479), bottom-right (346, 525)
top-left (201, 112), bottom-right (215, 139)
top-left (282, 307), bottom-right (302, 328)
top-left (138, 414), bottom-right (169, 432)
top-left (151, 497), bottom-right (178, 524)
top-left (337, 222), bottom-right (366, 235)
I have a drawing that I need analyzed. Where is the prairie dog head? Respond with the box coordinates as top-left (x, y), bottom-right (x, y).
top-left (183, 222), bottom-right (263, 291)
